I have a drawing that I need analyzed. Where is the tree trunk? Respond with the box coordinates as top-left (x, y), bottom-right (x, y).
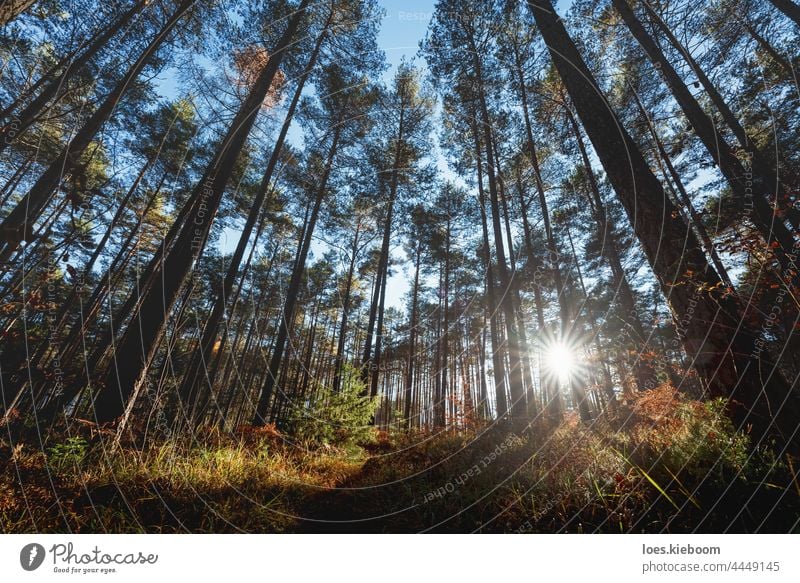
top-left (253, 128), bottom-right (340, 424)
top-left (768, 0), bottom-right (800, 27)
top-left (0, 2), bottom-right (147, 154)
top-left (611, 0), bottom-right (796, 268)
top-left (177, 15), bottom-right (329, 417)
top-left (467, 42), bottom-right (526, 425)
top-left (436, 220), bottom-right (451, 428)
top-left (92, 0), bottom-right (311, 423)
top-left (492, 135), bottom-right (536, 413)
top-left (473, 119), bottom-right (509, 419)
top-left (743, 21), bottom-right (796, 80)
top-left (0, 0), bottom-right (37, 25)
top-left (565, 105), bottom-right (658, 392)
top-left (333, 225), bottom-right (361, 393)
top-left (639, 0), bottom-right (799, 228)
top-left (528, 0), bottom-right (800, 453)
top-left (362, 104), bottom-right (405, 394)
top-left (627, 84), bottom-right (734, 290)
top-left (404, 241), bottom-right (421, 430)
top-left (0, 0), bottom-right (195, 258)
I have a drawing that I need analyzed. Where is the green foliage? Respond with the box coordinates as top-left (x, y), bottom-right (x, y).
top-left (47, 436), bottom-right (89, 471)
top-left (288, 365), bottom-right (378, 447)
top-left (666, 397), bottom-right (751, 480)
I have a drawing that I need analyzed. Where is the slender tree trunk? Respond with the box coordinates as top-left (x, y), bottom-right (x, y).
top-left (492, 136), bottom-right (536, 412)
top-left (627, 85), bottom-right (734, 290)
top-left (565, 106), bottom-right (658, 392)
top-left (253, 128), bottom-right (340, 424)
top-left (467, 43), bottom-right (526, 425)
top-left (639, 0), bottom-right (799, 228)
top-left (768, 0), bottom-right (800, 27)
top-left (177, 17), bottom-right (329, 417)
top-left (473, 124), bottom-right (508, 419)
top-left (436, 220), bottom-right (451, 428)
top-left (0, 2), bottom-right (147, 154)
top-left (404, 241), bottom-right (421, 430)
top-left (333, 225), bottom-right (361, 393)
top-left (563, 224), bottom-right (596, 422)
top-left (362, 104), bottom-right (405, 393)
top-left (369, 241), bottom-right (391, 399)
top-left (0, 0), bottom-right (195, 258)
top-left (0, 0), bottom-right (37, 25)
top-left (743, 21), bottom-right (796, 80)
top-left (92, 0), bottom-right (312, 423)
top-left (611, 0), bottom-right (796, 266)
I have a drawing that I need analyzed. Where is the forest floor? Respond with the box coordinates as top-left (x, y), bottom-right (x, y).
top-left (2, 386), bottom-right (799, 533)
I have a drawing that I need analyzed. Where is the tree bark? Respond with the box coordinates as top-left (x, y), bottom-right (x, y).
top-left (177, 14), bottom-right (330, 418)
top-left (0, 2), bottom-right (147, 155)
top-left (768, 0), bottom-right (800, 27)
top-left (565, 105), bottom-right (658, 393)
top-left (612, 0), bottom-right (796, 268)
top-left (253, 128), bottom-right (340, 424)
top-left (403, 241), bottom-right (421, 430)
top-left (472, 116), bottom-right (509, 419)
top-left (332, 223), bottom-right (361, 393)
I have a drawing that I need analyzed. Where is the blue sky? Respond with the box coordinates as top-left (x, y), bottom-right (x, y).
top-left (373, 1), bottom-right (433, 308)
top-left (376, 0), bottom-right (433, 72)
top-left (214, 1), bottom-right (573, 310)
top-left (207, 2), bottom-right (439, 312)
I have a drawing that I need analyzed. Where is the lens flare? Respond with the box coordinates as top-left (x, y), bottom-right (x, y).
top-left (544, 341), bottom-right (577, 384)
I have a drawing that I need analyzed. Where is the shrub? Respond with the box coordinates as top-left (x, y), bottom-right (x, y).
top-left (47, 436), bottom-right (89, 471)
top-left (288, 365), bottom-right (378, 447)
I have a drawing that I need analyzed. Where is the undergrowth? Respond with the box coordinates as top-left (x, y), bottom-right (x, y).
top-left (1, 385), bottom-right (797, 533)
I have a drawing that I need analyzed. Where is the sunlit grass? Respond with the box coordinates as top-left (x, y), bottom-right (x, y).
top-left (1, 386), bottom-right (797, 533)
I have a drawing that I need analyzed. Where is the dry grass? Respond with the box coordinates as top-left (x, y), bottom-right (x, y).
top-left (2, 386), bottom-right (797, 533)
top-left (1, 425), bottom-right (364, 533)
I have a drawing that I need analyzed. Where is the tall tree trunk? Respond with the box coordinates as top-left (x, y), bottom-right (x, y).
top-left (563, 223), bottom-right (599, 421)
top-left (467, 42), bottom-right (526, 425)
top-left (0, 0), bottom-right (37, 25)
top-left (436, 220), bottom-right (451, 428)
top-left (528, 0), bottom-right (800, 453)
top-left (514, 56), bottom-right (572, 416)
top-left (565, 105), bottom-right (658, 392)
top-left (362, 103), bottom-right (405, 394)
top-left (404, 241), bottom-right (421, 430)
top-left (742, 21), bottom-right (796, 81)
top-left (768, 0), bottom-right (800, 27)
top-left (0, 2), bottom-right (147, 154)
top-left (333, 224), bottom-right (361, 393)
top-left (92, 0), bottom-right (312, 423)
top-left (369, 239), bottom-right (391, 399)
top-left (473, 121), bottom-right (508, 419)
top-left (0, 0), bottom-right (195, 258)
top-left (177, 16), bottom-right (329, 418)
top-left (611, 0), bottom-right (796, 267)
top-left (28, 158), bottom-right (152, 378)
top-left (491, 135), bottom-right (536, 413)
top-left (627, 84), bottom-right (734, 290)
top-left (253, 128), bottom-right (340, 424)
top-left (639, 0), bottom-right (799, 228)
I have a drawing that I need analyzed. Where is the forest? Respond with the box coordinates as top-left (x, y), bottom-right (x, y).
top-left (0, 0), bottom-right (799, 533)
